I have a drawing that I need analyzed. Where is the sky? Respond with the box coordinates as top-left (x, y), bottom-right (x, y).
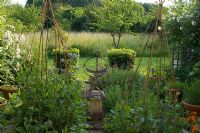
top-left (11, 0), bottom-right (27, 6)
top-left (11, 0), bottom-right (173, 6)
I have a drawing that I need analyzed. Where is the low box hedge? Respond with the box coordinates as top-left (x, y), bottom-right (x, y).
top-left (107, 48), bottom-right (136, 69)
top-left (52, 48), bottom-right (80, 69)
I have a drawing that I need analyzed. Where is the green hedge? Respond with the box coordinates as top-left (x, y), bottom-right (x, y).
top-left (107, 48), bottom-right (136, 69)
top-left (53, 48), bottom-right (80, 70)
top-left (52, 48), bottom-right (80, 58)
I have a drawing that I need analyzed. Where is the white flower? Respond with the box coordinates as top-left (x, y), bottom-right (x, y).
top-left (8, 25), bottom-right (15, 29)
top-left (176, 17), bottom-right (180, 22)
top-left (15, 62), bottom-right (20, 71)
top-left (14, 33), bottom-right (19, 41)
top-left (0, 16), bottom-right (6, 22)
top-left (192, 20), bottom-right (196, 26)
top-left (172, 17), bottom-right (175, 20)
top-left (16, 45), bottom-right (21, 58)
top-left (27, 49), bottom-right (32, 61)
top-left (0, 47), bottom-right (3, 52)
top-left (5, 45), bottom-right (8, 50)
top-left (180, 27), bottom-right (183, 30)
top-left (19, 34), bottom-right (26, 43)
top-left (4, 30), bottom-right (14, 46)
top-left (158, 26), bottom-right (162, 31)
top-left (163, 16), bottom-right (165, 20)
top-left (185, 14), bottom-right (191, 18)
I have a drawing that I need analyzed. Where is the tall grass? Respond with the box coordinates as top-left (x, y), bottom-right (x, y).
top-left (24, 32), bottom-right (170, 81)
top-left (26, 31), bottom-right (165, 57)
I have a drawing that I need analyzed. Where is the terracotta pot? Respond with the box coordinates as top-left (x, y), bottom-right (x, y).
top-left (183, 101), bottom-right (200, 115)
top-left (0, 85), bottom-right (18, 100)
top-left (170, 89), bottom-right (183, 103)
top-left (0, 98), bottom-right (7, 108)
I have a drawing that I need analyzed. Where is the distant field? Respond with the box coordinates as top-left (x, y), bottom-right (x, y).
top-left (25, 31), bottom-right (165, 57)
top-left (25, 31), bottom-right (170, 81)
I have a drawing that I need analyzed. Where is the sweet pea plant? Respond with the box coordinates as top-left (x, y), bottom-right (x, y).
top-left (0, 2), bottom-right (26, 85)
top-left (0, 30), bottom-right (26, 85)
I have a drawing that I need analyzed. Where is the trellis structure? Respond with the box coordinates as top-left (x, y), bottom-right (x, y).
top-left (133, 0), bottom-right (176, 117)
top-left (172, 46), bottom-right (182, 69)
top-left (27, 0), bottom-right (178, 127)
top-left (28, 0), bottom-right (70, 83)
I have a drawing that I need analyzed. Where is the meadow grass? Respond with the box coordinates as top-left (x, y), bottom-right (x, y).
top-left (25, 31), bottom-right (170, 81)
top-left (26, 31), bottom-right (165, 57)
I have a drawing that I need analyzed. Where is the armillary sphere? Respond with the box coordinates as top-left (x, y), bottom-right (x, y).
top-left (83, 55), bottom-right (108, 78)
top-left (83, 53), bottom-right (108, 90)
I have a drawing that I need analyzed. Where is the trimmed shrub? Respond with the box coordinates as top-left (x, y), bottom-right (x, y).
top-left (52, 48), bottom-right (80, 69)
top-left (52, 48), bottom-right (80, 79)
top-left (107, 48), bottom-right (136, 69)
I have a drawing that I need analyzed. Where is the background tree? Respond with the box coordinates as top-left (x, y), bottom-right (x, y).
top-left (131, 3), bottom-right (157, 33)
top-left (26, 0), bottom-right (100, 7)
top-left (95, 0), bottom-right (144, 48)
top-left (0, 0), bottom-right (6, 39)
top-left (8, 5), bottom-right (41, 31)
top-left (56, 5), bottom-right (88, 31)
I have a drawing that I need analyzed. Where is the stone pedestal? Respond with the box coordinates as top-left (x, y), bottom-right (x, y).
top-left (84, 90), bottom-right (105, 121)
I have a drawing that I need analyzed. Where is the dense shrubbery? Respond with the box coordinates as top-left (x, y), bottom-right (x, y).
top-left (0, 43), bottom-right (15, 85)
top-left (8, 5), bottom-right (40, 31)
top-left (104, 98), bottom-right (186, 133)
top-left (52, 48), bottom-right (80, 79)
top-left (15, 68), bottom-right (87, 132)
top-left (52, 48), bottom-right (79, 67)
top-left (97, 68), bottom-right (186, 132)
top-left (188, 61), bottom-right (200, 80)
top-left (0, 2), bottom-right (27, 85)
top-left (26, 0), bottom-right (156, 34)
top-left (107, 48), bottom-right (136, 69)
top-left (0, 3), bottom-right (14, 85)
top-left (166, 1), bottom-right (200, 81)
top-left (52, 48), bottom-right (80, 59)
top-left (98, 69), bottom-right (143, 112)
top-left (184, 79), bottom-right (200, 105)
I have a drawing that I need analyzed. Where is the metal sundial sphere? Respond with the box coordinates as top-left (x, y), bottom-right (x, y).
top-left (83, 51), bottom-right (108, 91)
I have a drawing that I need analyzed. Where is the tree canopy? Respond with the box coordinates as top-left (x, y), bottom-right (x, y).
top-left (26, 0), bottom-right (100, 7)
top-left (95, 0), bottom-right (144, 48)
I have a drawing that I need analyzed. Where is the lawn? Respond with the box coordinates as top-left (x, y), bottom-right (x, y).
top-left (77, 57), bottom-right (169, 80)
top-left (48, 57), bottom-right (169, 81)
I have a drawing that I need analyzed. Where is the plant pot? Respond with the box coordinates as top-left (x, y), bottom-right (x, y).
top-left (170, 89), bottom-right (183, 103)
top-left (183, 101), bottom-right (200, 115)
top-left (0, 85), bottom-right (18, 100)
top-left (0, 97), bottom-right (7, 108)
